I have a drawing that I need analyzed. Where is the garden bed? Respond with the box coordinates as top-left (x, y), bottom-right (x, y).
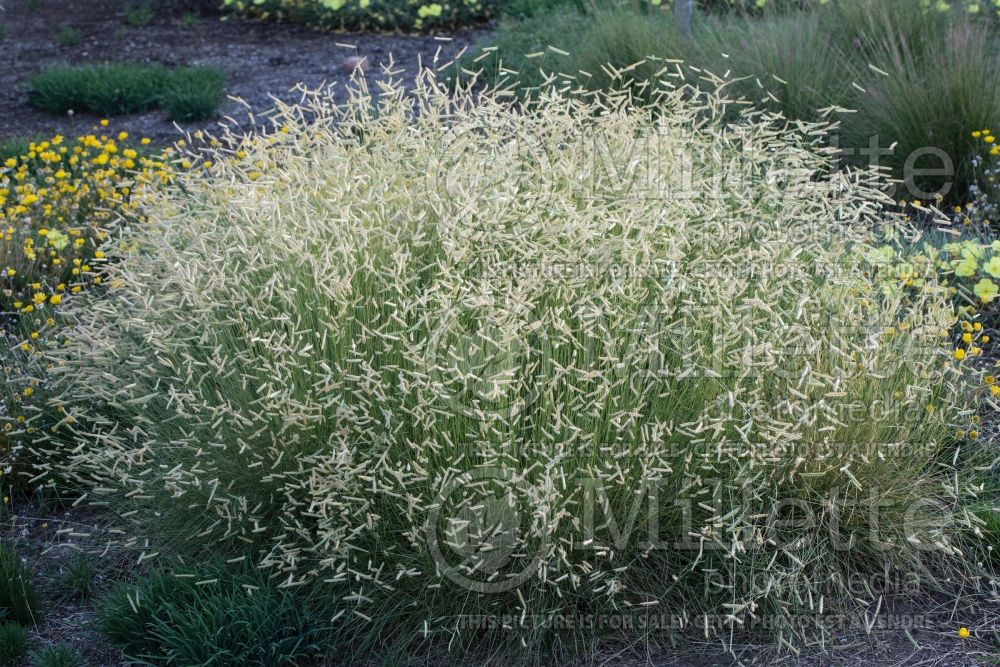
top-left (3, 502), bottom-right (995, 666)
top-left (3, 2), bottom-right (1000, 665)
top-left (0, 0), bottom-right (484, 145)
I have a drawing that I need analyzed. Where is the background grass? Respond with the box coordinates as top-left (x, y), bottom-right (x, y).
top-left (160, 66), bottom-right (226, 122)
top-left (461, 0), bottom-right (1000, 200)
top-left (0, 622), bottom-right (28, 666)
top-left (27, 63), bottom-right (225, 121)
top-left (99, 561), bottom-right (331, 666)
top-left (0, 544), bottom-right (40, 627)
top-left (28, 64), bottom-right (166, 117)
top-left (27, 644), bottom-right (82, 667)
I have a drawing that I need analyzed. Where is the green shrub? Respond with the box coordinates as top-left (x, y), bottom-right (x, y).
top-left (0, 545), bottom-right (40, 626)
top-left (27, 644), bottom-right (82, 667)
top-left (47, 75), bottom-right (986, 660)
top-left (54, 26), bottom-right (82, 47)
top-left (160, 66), bottom-right (226, 122)
top-left (124, 2), bottom-right (155, 27)
top-left (27, 64), bottom-right (226, 121)
top-left (28, 64), bottom-right (166, 117)
top-left (0, 623), bottom-right (28, 665)
top-left (222, 0), bottom-right (503, 30)
top-left (500, 0), bottom-right (586, 17)
top-left (99, 562), bottom-right (329, 666)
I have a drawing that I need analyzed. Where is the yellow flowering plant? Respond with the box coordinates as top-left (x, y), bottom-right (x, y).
top-left (885, 130), bottom-right (1000, 323)
top-left (1, 125), bottom-right (180, 500)
top-left (969, 128), bottom-right (999, 229)
top-left (222, 0), bottom-right (498, 30)
top-left (0, 127), bottom-right (175, 317)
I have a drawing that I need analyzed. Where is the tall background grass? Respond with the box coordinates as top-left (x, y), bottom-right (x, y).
top-left (461, 0), bottom-right (1000, 199)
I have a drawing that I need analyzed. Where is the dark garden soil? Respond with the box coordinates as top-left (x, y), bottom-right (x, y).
top-left (0, 0), bottom-right (486, 145)
top-left (2, 500), bottom-right (129, 666)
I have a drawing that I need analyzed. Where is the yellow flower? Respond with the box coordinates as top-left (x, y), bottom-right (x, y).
top-left (974, 278), bottom-right (999, 303)
top-left (958, 627), bottom-right (971, 638)
top-left (954, 348), bottom-right (967, 361)
top-left (49, 294), bottom-right (62, 305)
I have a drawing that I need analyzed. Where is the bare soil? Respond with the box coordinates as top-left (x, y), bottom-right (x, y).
top-left (0, 0), bottom-right (485, 145)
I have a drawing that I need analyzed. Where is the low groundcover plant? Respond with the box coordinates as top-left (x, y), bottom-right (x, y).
top-left (41, 73), bottom-right (993, 661)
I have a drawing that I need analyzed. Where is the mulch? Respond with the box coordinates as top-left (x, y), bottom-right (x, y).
top-left (0, 0), bottom-right (486, 146)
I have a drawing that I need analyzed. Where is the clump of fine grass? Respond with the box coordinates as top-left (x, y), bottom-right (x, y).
top-left (27, 64), bottom-right (226, 121)
top-left (0, 622), bottom-right (28, 665)
top-left (0, 137), bottom-right (41, 163)
top-left (833, 6), bottom-right (1000, 200)
top-left (28, 64), bottom-right (166, 117)
top-left (57, 554), bottom-right (96, 602)
top-left (27, 644), bottom-right (82, 667)
top-left (99, 561), bottom-right (329, 666)
top-left (467, 0), bottom-right (1000, 199)
top-left (44, 72), bottom-right (988, 662)
top-left (0, 545), bottom-right (40, 626)
top-left (694, 10), bottom-right (856, 122)
top-left (54, 26), bottom-right (82, 48)
top-left (123, 2), bottom-right (155, 27)
top-left (160, 66), bottom-right (226, 122)
top-left (455, 7), bottom-right (688, 103)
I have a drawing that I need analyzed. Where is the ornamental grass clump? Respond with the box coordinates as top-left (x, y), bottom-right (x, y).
top-left (45, 73), bottom-right (990, 660)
